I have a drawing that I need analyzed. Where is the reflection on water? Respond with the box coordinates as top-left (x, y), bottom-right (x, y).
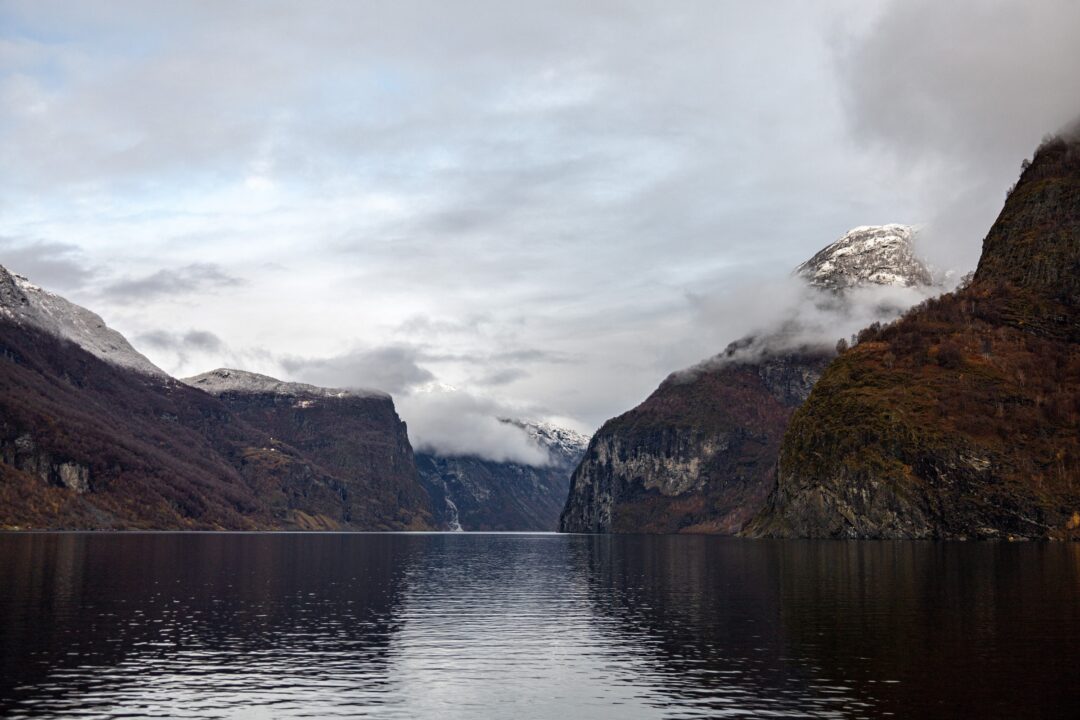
top-left (0, 534), bottom-right (1077, 719)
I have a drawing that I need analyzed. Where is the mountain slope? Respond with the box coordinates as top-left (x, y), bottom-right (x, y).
top-left (183, 369), bottom-right (433, 530)
top-left (748, 133), bottom-right (1080, 540)
top-left (0, 268), bottom-right (165, 376)
top-left (417, 419), bottom-right (588, 531)
top-left (560, 225), bottom-right (935, 534)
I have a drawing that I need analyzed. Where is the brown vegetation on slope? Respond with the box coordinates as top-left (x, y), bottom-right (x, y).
top-left (0, 321), bottom-right (432, 530)
top-left (751, 135), bottom-right (1080, 539)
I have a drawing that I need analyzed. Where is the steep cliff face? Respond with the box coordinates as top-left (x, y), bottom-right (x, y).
top-left (417, 419), bottom-right (588, 531)
top-left (750, 134), bottom-right (1080, 540)
top-left (560, 350), bottom-right (831, 533)
top-left (560, 225), bottom-right (935, 534)
top-left (184, 369), bottom-right (433, 530)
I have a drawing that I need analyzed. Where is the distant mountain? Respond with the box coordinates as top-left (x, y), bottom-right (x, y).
top-left (417, 419), bottom-right (589, 531)
top-left (560, 225), bottom-right (936, 534)
top-left (0, 267), bottom-right (434, 530)
top-left (748, 133), bottom-right (1080, 540)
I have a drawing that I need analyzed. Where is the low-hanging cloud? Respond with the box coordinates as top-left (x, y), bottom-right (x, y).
top-left (280, 345), bottom-right (435, 396)
top-left (133, 327), bottom-right (229, 375)
top-left (676, 268), bottom-right (941, 382)
top-left (137, 328), bottom-right (225, 353)
top-left (397, 387), bottom-right (552, 466)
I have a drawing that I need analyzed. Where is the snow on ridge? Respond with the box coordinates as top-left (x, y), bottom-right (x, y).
top-left (0, 264), bottom-right (167, 377)
top-left (497, 417), bottom-right (591, 466)
top-left (795, 225), bottom-right (934, 291)
top-left (182, 367), bottom-right (390, 400)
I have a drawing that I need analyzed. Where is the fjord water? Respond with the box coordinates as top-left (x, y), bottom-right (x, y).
top-left (0, 534), bottom-right (1077, 719)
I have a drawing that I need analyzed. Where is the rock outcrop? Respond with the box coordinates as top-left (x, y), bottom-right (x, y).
top-left (748, 133), bottom-right (1080, 540)
top-left (560, 225), bottom-right (936, 534)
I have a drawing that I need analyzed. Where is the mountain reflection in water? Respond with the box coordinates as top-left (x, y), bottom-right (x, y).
top-left (1, 533), bottom-right (1077, 719)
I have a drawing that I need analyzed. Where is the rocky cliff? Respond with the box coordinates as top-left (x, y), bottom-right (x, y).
top-left (560, 225), bottom-right (936, 534)
top-left (749, 133), bottom-right (1080, 540)
top-left (417, 419), bottom-right (588, 530)
top-left (184, 369), bottom-right (433, 530)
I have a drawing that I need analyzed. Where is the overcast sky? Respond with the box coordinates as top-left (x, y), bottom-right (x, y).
top-left (2, 1), bottom-right (1078, 457)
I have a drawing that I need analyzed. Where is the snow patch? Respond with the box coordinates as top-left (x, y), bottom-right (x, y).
top-left (0, 264), bottom-right (167, 377)
top-left (182, 367), bottom-right (389, 399)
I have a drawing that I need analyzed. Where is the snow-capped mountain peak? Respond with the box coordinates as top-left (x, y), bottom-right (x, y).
top-left (498, 417), bottom-right (591, 466)
top-left (182, 368), bottom-right (389, 399)
top-left (0, 264), bottom-right (167, 377)
top-left (795, 224), bottom-right (934, 291)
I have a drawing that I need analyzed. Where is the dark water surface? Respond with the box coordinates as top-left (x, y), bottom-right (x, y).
top-left (0, 533), bottom-right (1077, 719)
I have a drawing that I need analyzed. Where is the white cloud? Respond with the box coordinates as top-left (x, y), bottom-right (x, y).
top-left (397, 386), bottom-right (552, 466)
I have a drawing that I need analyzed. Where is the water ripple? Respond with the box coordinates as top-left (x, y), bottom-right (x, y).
top-left (0, 533), bottom-right (1077, 719)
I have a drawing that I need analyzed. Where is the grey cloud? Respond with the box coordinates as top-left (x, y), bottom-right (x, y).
top-left (841, 1), bottom-right (1080, 166)
top-left (133, 328), bottom-right (229, 375)
top-left (136, 329), bottom-right (225, 353)
top-left (281, 345), bottom-right (435, 396)
top-left (397, 388), bottom-right (551, 466)
top-left (473, 368), bottom-right (530, 387)
top-left (419, 348), bottom-right (572, 365)
top-left (0, 237), bottom-right (94, 290)
top-left (103, 263), bottom-right (243, 302)
top-left (182, 330), bottom-right (225, 352)
top-left (839, 0), bottom-right (1080, 271)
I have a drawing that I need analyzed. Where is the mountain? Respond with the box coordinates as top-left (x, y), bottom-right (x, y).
top-left (0, 266), bottom-right (433, 530)
top-left (748, 133), bottom-right (1080, 540)
top-left (0, 270), bottom-right (166, 376)
top-left (417, 419), bottom-right (589, 530)
top-left (183, 369), bottom-right (432, 530)
top-left (559, 225), bottom-right (935, 534)
top-left (796, 224), bottom-right (934, 291)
